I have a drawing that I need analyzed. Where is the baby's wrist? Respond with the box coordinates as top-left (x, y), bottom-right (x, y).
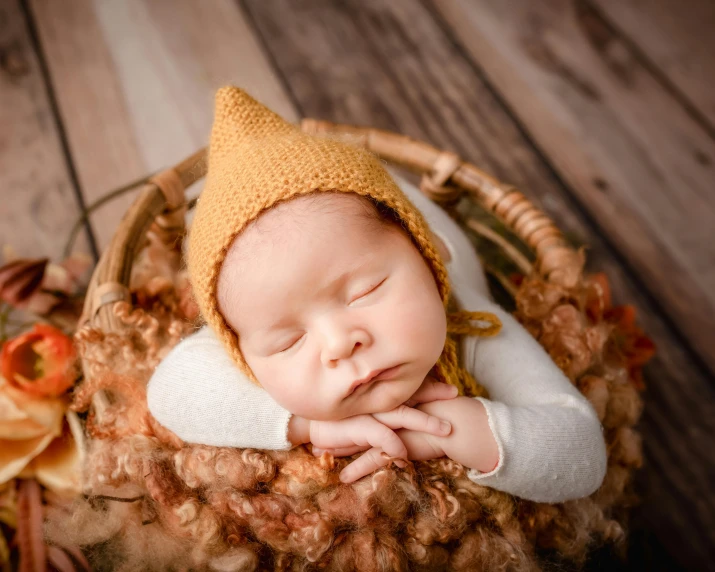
top-left (416, 398), bottom-right (499, 473)
top-left (287, 415), bottom-right (311, 446)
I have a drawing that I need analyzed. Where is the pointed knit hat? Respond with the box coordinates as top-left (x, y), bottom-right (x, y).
top-left (187, 86), bottom-right (499, 391)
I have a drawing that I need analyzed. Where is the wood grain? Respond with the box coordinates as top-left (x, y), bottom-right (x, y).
top-left (0, 0), bottom-right (91, 260)
top-left (243, 0), bottom-right (715, 568)
top-left (28, 0), bottom-right (297, 251)
top-left (27, 0), bottom-right (146, 253)
top-left (592, 0), bottom-right (715, 131)
top-left (430, 0), bottom-right (715, 376)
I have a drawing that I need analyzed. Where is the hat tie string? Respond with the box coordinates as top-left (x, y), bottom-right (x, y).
top-left (447, 310), bottom-right (502, 337)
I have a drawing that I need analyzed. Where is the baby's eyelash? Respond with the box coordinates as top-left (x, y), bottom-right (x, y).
top-left (278, 334), bottom-right (304, 353)
top-left (273, 278), bottom-right (388, 353)
top-left (351, 278), bottom-right (387, 302)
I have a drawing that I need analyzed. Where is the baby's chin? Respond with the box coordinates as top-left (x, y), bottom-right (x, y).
top-left (351, 377), bottom-right (422, 415)
top-left (293, 379), bottom-right (421, 421)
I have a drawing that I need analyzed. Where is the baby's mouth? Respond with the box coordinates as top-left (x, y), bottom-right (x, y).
top-left (347, 364), bottom-right (403, 396)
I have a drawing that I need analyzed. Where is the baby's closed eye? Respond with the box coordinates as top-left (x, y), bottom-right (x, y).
top-left (276, 334), bottom-right (305, 354)
top-left (348, 277), bottom-right (387, 306)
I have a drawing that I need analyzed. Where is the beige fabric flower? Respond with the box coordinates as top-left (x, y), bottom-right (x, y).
top-left (0, 379), bottom-right (81, 494)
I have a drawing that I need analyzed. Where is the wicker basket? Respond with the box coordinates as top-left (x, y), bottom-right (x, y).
top-left (82, 121), bottom-right (585, 326)
top-left (65, 122), bottom-right (641, 571)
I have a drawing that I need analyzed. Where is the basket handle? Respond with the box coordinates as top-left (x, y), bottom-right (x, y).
top-left (81, 123), bottom-right (582, 330)
top-left (301, 119), bottom-right (583, 288)
top-left (80, 149), bottom-right (207, 331)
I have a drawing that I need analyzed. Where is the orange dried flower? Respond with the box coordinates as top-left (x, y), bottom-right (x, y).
top-left (0, 324), bottom-right (77, 398)
top-left (584, 273), bottom-right (656, 391)
top-left (604, 305), bottom-right (656, 391)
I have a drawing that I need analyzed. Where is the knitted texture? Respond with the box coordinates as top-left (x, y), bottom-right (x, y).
top-left (187, 86), bottom-right (500, 392)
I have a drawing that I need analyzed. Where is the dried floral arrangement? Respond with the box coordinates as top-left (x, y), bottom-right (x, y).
top-left (1, 165), bottom-right (655, 570)
top-left (0, 249), bottom-right (92, 571)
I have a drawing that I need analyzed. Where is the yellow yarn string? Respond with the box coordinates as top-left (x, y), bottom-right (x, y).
top-left (447, 310), bottom-right (502, 337)
top-left (435, 310), bottom-right (503, 398)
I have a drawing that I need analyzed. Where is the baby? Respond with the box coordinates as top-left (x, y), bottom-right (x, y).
top-left (147, 87), bottom-right (607, 503)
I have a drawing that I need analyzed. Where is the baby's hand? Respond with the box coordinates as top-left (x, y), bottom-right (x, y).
top-left (310, 375), bottom-right (456, 458)
top-left (308, 406), bottom-right (451, 482)
top-left (310, 376), bottom-right (459, 482)
top-left (402, 375), bottom-right (459, 408)
top-left (398, 397), bottom-right (500, 473)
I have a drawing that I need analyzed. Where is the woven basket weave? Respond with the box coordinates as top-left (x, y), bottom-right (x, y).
top-left (68, 122), bottom-right (639, 571)
top-left (81, 121), bottom-right (583, 341)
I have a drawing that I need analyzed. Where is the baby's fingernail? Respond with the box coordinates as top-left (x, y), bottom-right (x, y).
top-left (339, 470), bottom-right (351, 483)
top-left (440, 420), bottom-right (452, 434)
top-left (395, 459), bottom-right (407, 469)
top-left (312, 447), bottom-right (323, 456)
top-left (448, 385), bottom-right (458, 395)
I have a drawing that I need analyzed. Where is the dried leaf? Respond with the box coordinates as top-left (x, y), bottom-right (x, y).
top-left (16, 479), bottom-right (46, 572)
top-left (60, 545), bottom-right (90, 571)
top-left (0, 259), bottom-right (48, 307)
top-left (0, 532), bottom-right (9, 568)
top-left (0, 481), bottom-right (17, 529)
top-left (47, 546), bottom-right (76, 572)
top-left (30, 415), bottom-right (82, 495)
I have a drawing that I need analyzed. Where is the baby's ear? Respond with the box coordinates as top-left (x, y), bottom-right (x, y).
top-left (431, 232), bottom-right (452, 263)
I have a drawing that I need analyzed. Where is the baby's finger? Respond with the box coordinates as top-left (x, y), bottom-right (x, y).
top-left (360, 419), bottom-right (407, 459)
top-left (339, 448), bottom-right (394, 483)
top-left (373, 405), bottom-right (452, 437)
top-left (310, 417), bottom-right (406, 458)
top-left (312, 445), bottom-right (369, 457)
top-left (409, 378), bottom-right (458, 405)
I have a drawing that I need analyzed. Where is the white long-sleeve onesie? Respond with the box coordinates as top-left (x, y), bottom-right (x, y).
top-left (147, 175), bottom-right (607, 504)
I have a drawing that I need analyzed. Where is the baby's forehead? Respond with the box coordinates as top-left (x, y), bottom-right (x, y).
top-left (261, 192), bottom-right (373, 226)
top-left (229, 192), bottom-right (382, 255)
top-left (217, 192), bottom-right (397, 316)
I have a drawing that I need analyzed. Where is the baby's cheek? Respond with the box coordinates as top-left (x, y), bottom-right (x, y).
top-left (256, 361), bottom-right (332, 419)
top-left (388, 294), bottom-right (445, 358)
top-left (284, 390), bottom-right (316, 416)
top-left (250, 362), bottom-right (297, 406)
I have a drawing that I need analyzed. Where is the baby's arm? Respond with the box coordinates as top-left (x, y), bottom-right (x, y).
top-left (147, 327), bottom-right (454, 460)
top-left (401, 174), bottom-right (607, 503)
top-left (452, 278), bottom-right (608, 503)
top-left (396, 397), bottom-right (499, 473)
top-left (395, 287), bottom-right (608, 503)
top-left (147, 327), bottom-right (293, 450)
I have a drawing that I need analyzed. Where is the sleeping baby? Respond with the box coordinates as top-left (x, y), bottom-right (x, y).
top-left (147, 86), bottom-right (607, 503)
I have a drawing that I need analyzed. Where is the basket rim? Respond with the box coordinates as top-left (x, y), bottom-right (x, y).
top-left (80, 121), bottom-right (582, 332)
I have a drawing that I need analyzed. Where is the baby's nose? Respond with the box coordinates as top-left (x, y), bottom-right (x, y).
top-left (321, 328), bottom-right (371, 367)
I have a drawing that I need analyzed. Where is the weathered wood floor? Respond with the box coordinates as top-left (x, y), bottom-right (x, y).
top-left (1, 0), bottom-right (713, 569)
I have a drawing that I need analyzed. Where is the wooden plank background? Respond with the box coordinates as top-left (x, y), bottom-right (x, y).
top-left (0, 0), bottom-right (92, 260)
top-left (2, 0), bottom-right (714, 569)
top-left (433, 0), bottom-right (715, 374)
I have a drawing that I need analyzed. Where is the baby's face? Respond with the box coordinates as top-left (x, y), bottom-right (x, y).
top-left (217, 193), bottom-right (447, 421)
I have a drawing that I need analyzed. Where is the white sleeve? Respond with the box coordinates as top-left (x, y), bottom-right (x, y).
top-left (454, 279), bottom-right (608, 503)
top-left (400, 173), bottom-right (608, 503)
top-left (146, 326), bottom-right (293, 450)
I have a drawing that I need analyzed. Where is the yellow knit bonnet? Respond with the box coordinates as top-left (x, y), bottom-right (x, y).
top-left (187, 86), bottom-right (501, 396)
